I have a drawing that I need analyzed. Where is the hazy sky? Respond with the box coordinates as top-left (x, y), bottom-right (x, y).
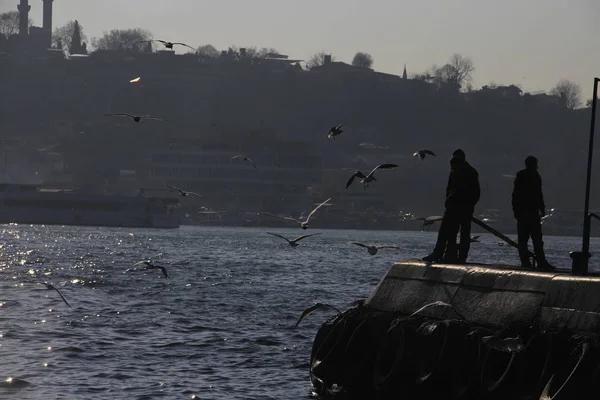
top-left (3, 0), bottom-right (599, 99)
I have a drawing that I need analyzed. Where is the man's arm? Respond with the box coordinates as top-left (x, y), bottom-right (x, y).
top-left (538, 174), bottom-right (546, 216)
top-left (473, 171), bottom-right (481, 205)
top-left (512, 172), bottom-right (521, 217)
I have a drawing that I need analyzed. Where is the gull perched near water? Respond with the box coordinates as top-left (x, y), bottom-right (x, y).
top-left (261, 198), bottom-right (331, 229)
top-left (166, 185), bottom-right (202, 197)
top-left (345, 164), bottom-right (398, 189)
top-left (138, 39), bottom-right (195, 51)
top-left (346, 242), bottom-right (404, 255)
top-left (413, 149), bottom-right (436, 161)
top-left (294, 302), bottom-right (342, 327)
top-left (327, 124), bottom-right (343, 139)
top-left (230, 155), bottom-right (256, 168)
top-left (104, 113), bottom-right (165, 123)
top-left (134, 260), bottom-right (168, 279)
top-left (267, 232), bottom-right (322, 247)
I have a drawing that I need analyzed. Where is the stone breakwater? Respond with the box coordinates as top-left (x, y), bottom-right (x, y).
top-left (308, 261), bottom-right (600, 399)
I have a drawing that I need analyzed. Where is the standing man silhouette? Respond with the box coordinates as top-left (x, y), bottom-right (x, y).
top-left (512, 156), bottom-right (554, 270)
top-left (423, 149), bottom-right (480, 263)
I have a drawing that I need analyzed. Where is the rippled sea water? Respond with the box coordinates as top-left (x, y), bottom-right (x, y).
top-left (0, 224), bottom-right (598, 399)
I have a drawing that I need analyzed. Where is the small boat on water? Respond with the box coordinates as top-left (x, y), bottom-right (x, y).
top-left (0, 183), bottom-right (181, 229)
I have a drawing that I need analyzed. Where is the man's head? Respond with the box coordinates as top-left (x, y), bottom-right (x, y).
top-left (525, 156), bottom-right (538, 170)
top-left (453, 149), bottom-right (466, 161)
top-left (450, 156), bottom-right (464, 171)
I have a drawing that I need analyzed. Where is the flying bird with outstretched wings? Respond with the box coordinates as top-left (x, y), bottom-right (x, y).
top-left (230, 155), bottom-right (256, 168)
top-left (261, 198), bottom-right (331, 229)
top-left (294, 302), bottom-right (341, 327)
top-left (345, 164), bottom-right (398, 189)
top-left (413, 149), bottom-right (436, 161)
top-left (346, 242), bottom-right (405, 255)
top-left (166, 185), bottom-right (202, 197)
top-left (134, 260), bottom-right (169, 279)
top-left (104, 113), bottom-right (166, 123)
top-left (266, 232), bottom-right (322, 247)
top-left (327, 124), bottom-right (343, 139)
top-left (138, 39), bottom-right (196, 51)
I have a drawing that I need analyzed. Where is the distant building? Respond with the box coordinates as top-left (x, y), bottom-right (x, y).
top-left (3, 0), bottom-right (55, 54)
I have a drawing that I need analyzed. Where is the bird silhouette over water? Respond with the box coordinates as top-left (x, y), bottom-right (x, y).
top-left (327, 124), bottom-right (343, 139)
top-left (294, 302), bottom-right (342, 327)
top-left (166, 185), bottom-right (202, 197)
top-left (261, 198), bottom-right (331, 229)
top-left (346, 164), bottom-right (398, 189)
top-left (134, 260), bottom-right (168, 279)
top-left (19, 281), bottom-right (71, 307)
top-left (470, 235), bottom-right (481, 243)
top-left (139, 39), bottom-right (195, 51)
top-left (412, 215), bottom-right (443, 231)
top-left (267, 232), bottom-right (322, 247)
top-left (541, 208), bottom-right (555, 224)
top-left (104, 113), bottom-right (165, 123)
top-left (230, 155), bottom-right (256, 168)
top-left (413, 149), bottom-right (436, 161)
top-left (346, 242), bottom-right (404, 255)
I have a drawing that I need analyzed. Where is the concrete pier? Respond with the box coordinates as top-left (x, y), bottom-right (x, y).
top-left (309, 260), bottom-right (600, 399)
top-left (364, 260), bottom-right (600, 333)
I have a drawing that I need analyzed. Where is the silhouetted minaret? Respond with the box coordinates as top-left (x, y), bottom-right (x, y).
top-left (17, 0), bottom-right (31, 38)
top-left (42, 0), bottom-right (54, 48)
top-left (402, 64), bottom-right (408, 80)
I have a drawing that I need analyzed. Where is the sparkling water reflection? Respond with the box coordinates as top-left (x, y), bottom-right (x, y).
top-left (0, 225), bottom-right (597, 399)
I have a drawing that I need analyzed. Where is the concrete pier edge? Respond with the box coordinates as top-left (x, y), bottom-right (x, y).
top-left (364, 260), bottom-right (600, 333)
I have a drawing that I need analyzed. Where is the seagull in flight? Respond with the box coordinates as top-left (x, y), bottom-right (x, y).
top-left (346, 242), bottom-right (404, 255)
top-left (139, 39), bottom-right (195, 51)
top-left (104, 113), bottom-right (165, 123)
top-left (261, 198), bottom-right (331, 229)
top-left (129, 77), bottom-right (141, 83)
top-left (411, 215), bottom-right (443, 231)
top-left (267, 232), bottom-right (322, 247)
top-left (166, 185), bottom-right (202, 197)
top-left (294, 302), bottom-right (341, 327)
top-left (19, 281), bottom-right (71, 307)
top-left (413, 149), bottom-right (436, 161)
top-left (470, 235), bottom-right (481, 243)
top-left (345, 164), bottom-right (398, 189)
top-left (541, 208), bottom-right (555, 224)
top-left (327, 124), bottom-right (343, 139)
top-left (134, 260), bottom-right (168, 279)
top-left (230, 155), bottom-right (256, 168)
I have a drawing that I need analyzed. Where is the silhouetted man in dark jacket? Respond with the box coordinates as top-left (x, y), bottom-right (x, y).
top-left (423, 149), bottom-right (480, 263)
top-left (512, 156), bottom-right (553, 269)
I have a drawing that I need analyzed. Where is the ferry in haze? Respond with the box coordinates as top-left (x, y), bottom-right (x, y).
top-left (0, 184), bottom-right (181, 229)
